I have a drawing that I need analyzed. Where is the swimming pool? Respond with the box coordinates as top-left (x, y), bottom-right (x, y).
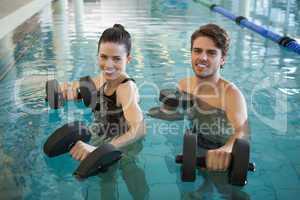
top-left (0, 0), bottom-right (299, 199)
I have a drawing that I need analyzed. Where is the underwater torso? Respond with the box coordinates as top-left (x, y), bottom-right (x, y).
top-left (187, 99), bottom-right (234, 149)
top-left (89, 78), bottom-right (135, 145)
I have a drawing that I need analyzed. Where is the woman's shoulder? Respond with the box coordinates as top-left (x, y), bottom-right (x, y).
top-left (118, 77), bottom-right (137, 92)
top-left (92, 73), bottom-right (105, 90)
top-left (116, 77), bottom-right (139, 103)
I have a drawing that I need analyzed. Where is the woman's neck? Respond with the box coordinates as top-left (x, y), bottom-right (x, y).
top-left (105, 73), bottom-right (128, 88)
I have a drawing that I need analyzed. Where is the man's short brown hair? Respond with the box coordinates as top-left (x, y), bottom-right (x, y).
top-left (191, 24), bottom-right (230, 57)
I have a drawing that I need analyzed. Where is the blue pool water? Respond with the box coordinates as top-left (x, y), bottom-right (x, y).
top-left (0, 0), bottom-right (300, 199)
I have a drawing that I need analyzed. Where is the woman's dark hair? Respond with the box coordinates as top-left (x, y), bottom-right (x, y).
top-left (97, 24), bottom-right (131, 56)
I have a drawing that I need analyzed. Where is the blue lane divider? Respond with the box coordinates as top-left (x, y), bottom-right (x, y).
top-left (212, 5), bottom-right (236, 21)
top-left (202, 3), bottom-right (300, 55)
top-left (238, 19), bottom-right (282, 43)
top-left (286, 41), bottom-right (300, 54)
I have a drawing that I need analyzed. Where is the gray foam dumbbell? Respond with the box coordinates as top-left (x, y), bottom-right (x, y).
top-left (175, 131), bottom-right (255, 186)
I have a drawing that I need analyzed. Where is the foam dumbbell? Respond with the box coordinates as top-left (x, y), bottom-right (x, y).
top-left (175, 132), bottom-right (255, 186)
top-left (45, 79), bottom-right (65, 109)
top-left (43, 121), bottom-right (91, 157)
top-left (77, 76), bottom-right (97, 110)
top-left (45, 76), bottom-right (97, 109)
top-left (147, 88), bottom-right (193, 121)
top-left (43, 121), bottom-right (122, 179)
top-left (73, 143), bottom-right (122, 180)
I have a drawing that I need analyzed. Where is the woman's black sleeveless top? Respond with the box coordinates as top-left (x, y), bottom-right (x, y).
top-left (88, 78), bottom-right (135, 140)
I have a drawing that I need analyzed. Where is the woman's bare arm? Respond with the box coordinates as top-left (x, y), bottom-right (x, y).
top-left (109, 81), bottom-right (146, 148)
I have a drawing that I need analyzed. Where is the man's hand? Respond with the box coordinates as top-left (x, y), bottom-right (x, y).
top-left (69, 141), bottom-right (96, 161)
top-left (206, 146), bottom-right (231, 171)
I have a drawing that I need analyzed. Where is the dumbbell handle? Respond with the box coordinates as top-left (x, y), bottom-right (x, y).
top-left (176, 155), bottom-right (256, 172)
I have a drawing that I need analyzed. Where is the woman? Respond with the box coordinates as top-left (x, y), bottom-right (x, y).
top-left (59, 24), bottom-right (146, 161)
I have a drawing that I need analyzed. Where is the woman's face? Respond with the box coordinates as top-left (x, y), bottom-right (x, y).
top-left (98, 42), bottom-right (131, 80)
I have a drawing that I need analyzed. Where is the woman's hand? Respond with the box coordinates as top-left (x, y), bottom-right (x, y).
top-left (69, 141), bottom-right (96, 161)
top-left (60, 82), bottom-right (79, 100)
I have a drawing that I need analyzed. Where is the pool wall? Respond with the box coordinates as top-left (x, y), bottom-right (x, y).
top-left (0, 0), bottom-right (52, 80)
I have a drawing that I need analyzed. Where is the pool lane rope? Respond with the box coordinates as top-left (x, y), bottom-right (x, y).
top-left (194, 0), bottom-right (300, 55)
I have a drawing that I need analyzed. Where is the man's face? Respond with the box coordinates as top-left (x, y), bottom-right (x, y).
top-left (191, 36), bottom-right (225, 79)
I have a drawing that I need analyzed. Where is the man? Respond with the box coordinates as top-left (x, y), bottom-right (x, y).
top-left (178, 24), bottom-right (248, 171)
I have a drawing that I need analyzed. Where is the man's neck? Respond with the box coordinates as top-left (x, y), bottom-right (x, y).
top-left (195, 72), bottom-right (221, 85)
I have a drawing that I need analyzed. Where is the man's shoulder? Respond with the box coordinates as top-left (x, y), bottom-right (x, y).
top-left (178, 76), bottom-right (194, 91)
top-left (220, 79), bottom-right (241, 93)
top-left (220, 79), bottom-right (246, 105)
